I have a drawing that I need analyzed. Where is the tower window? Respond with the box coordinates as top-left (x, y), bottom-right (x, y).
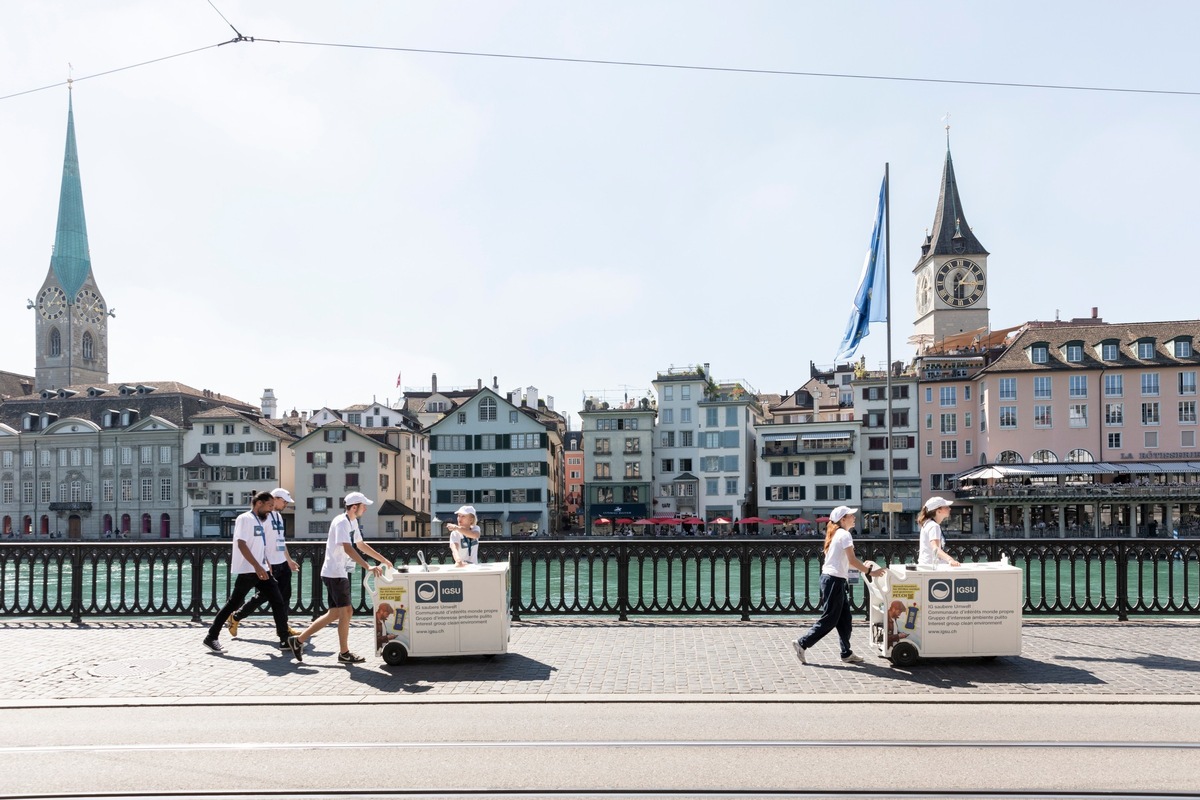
top-left (82, 332), bottom-right (94, 361)
top-left (49, 328), bottom-right (61, 357)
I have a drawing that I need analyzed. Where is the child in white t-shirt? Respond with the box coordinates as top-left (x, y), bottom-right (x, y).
top-left (447, 504), bottom-right (482, 566)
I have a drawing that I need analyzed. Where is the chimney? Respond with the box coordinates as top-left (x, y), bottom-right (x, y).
top-left (1092, 307), bottom-right (1099, 319)
top-left (478, 378), bottom-right (482, 390)
top-left (431, 373), bottom-right (438, 393)
top-left (493, 375), bottom-right (498, 389)
top-left (703, 362), bottom-right (710, 378)
top-left (526, 385), bottom-right (538, 409)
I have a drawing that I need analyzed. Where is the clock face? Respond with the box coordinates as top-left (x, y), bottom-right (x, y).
top-left (37, 286), bottom-right (67, 320)
top-left (74, 289), bottom-right (106, 324)
top-left (916, 272), bottom-right (933, 315)
top-left (935, 259), bottom-right (985, 308)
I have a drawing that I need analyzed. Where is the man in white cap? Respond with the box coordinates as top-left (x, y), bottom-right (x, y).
top-left (227, 488), bottom-right (301, 637)
top-left (288, 491), bottom-right (392, 664)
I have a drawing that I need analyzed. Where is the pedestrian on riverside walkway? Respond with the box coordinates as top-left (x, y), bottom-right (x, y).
top-left (203, 492), bottom-right (291, 653)
top-left (792, 506), bottom-right (883, 665)
top-left (227, 488), bottom-right (301, 639)
top-left (288, 491), bottom-right (391, 664)
top-left (446, 504), bottom-right (481, 566)
top-left (917, 496), bottom-right (960, 568)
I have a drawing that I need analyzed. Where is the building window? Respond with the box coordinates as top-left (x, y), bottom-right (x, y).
top-left (1102, 342), bottom-right (1119, 361)
top-left (1105, 403), bottom-right (1124, 426)
top-left (661, 459), bottom-right (673, 472)
top-left (624, 462), bottom-right (641, 478)
top-left (681, 408), bottom-right (692, 424)
top-left (1033, 376), bottom-right (1052, 399)
top-left (1138, 341), bottom-right (1156, 359)
top-left (595, 463), bottom-right (611, 479)
top-left (1069, 375), bottom-right (1088, 398)
top-left (1184, 430), bottom-right (1197, 448)
top-left (1105, 374), bottom-right (1123, 397)
top-left (725, 478), bottom-right (738, 495)
top-left (705, 478), bottom-right (719, 496)
top-left (926, 441), bottom-right (933, 456)
top-left (480, 434), bottom-right (497, 450)
top-left (1141, 373), bottom-right (1160, 396)
top-left (120, 479), bottom-right (132, 502)
top-left (925, 414), bottom-right (933, 430)
top-left (939, 386), bottom-right (957, 407)
top-left (998, 378), bottom-right (1017, 401)
top-left (160, 479), bottom-right (172, 502)
top-left (223, 424), bottom-right (235, 435)
top-left (1031, 346), bottom-right (1048, 364)
top-left (1180, 372), bottom-right (1197, 396)
top-left (940, 440), bottom-right (957, 460)
top-left (940, 414), bottom-right (956, 434)
top-left (660, 431), bottom-right (674, 447)
top-left (82, 332), bottom-right (94, 360)
top-left (1142, 402), bottom-right (1160, 425)
top-left (663, 409), bottom-right (674, 424)
top-left (456, 412), bottom-right (466, 424)
top-left (1069, 404), bottom-right (1089, 428)
top-left (1180, 401), bottom-right (1197, 424)
top-left (512, 433), bottom-right (541, 449)
top-left (1145, 431), bottom-right (1159, 449)
top-left (1066, 344), bottom-right (1083, 363)
top-left (1030, 449), bottom-right (1058, 463)
top-left (1034, 405), bottom-right (1053, 428)
top-left (441, 435), bottom-right (467, 450)
top-left (999, 406), bottom-right (1017, 429)
top-left (478, 398), bottom-right (497, 421)
top-left (141, 478), bottom-right (153, 502)
top-left (509, 411), bottom-right (518, 423)
top-left (1175, 340), bottom-right (1193, 358)
top-left (49, 328), bottom-right (61, 357)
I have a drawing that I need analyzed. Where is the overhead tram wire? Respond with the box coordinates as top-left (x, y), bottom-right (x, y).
top-left (3, 32), bottom-right (1199, 103)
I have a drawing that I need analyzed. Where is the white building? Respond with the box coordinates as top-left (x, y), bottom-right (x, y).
top-left (851, 367), bottom-right (921, 535)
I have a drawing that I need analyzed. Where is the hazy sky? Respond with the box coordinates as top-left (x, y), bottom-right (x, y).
top-left (2, 2), bottom-right (1198, 428)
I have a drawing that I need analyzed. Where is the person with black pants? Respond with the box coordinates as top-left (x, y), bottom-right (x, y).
top-left (203, 492), bottom-right (291, 653)
top-left (227, 488), bottom-right (300, 638)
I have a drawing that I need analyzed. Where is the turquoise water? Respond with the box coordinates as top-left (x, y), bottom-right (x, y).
top-left (5, 549), bottom-right (1194, 617)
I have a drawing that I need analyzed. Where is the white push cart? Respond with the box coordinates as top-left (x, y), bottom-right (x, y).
top-left (866, 559), bottom-right (1023, 667)
top-left (364, 558), bottom-right (511, 665)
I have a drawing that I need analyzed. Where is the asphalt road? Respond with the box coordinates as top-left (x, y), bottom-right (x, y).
top-left (1, 702), bottom-right (1198, 797)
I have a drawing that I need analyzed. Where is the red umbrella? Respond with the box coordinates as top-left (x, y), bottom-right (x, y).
top-left (815, 515), bottom-right (831, 523)
top-left (761, 517), bottom-right (785, 525)
top-left (615, 517), bottom-right (634, 524)
top-left (651, 517), bottom-right (682, 525)
top-left (594, 517), bottom-right (612, 525)
top-left (632, 518), bottom-right (655, 525)
top-left (710, 517), bottom-right (732, 524)
top-left (737, 517), bottom-right (764, 525)
top-left (786, 516), bottom-right (812, 524)
top-left (681, 516), bottom-right (704, 525)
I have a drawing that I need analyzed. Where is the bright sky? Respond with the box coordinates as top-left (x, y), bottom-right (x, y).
top-left (2, 2), bottom-right (1198, 428)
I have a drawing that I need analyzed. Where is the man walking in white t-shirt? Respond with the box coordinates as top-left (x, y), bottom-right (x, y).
top-left (288, 491), bottom-right (391, 664)
top-left (203, 492), bottom-right (291, 652)
top-left (227, 488), bottom-right (301, 637)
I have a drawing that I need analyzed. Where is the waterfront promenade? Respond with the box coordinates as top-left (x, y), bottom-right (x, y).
top-left (2, 616), bottom-right (1199, 705)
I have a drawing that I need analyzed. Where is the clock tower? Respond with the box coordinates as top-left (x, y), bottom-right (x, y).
top-left (34, 91), bottom-right (110, 391)
top-left (911, 144), bottom-right (990, 350)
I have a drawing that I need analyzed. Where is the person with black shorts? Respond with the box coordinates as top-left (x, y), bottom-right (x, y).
top-left (288, 491), bottom-right (390, 663)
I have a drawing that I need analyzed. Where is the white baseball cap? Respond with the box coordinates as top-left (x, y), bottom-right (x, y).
top-left (344, 491), bottom-right (374, 507)
top-left (270, 488), bottom-right (294, 504)
top-left (830, 505), bottom-right (859, 523)
top-left (455, 505), bottom-right (477, 516)
top-left (923, 496), bottom-right (953, 512)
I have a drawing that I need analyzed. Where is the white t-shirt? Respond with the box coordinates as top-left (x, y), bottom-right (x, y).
top-left (821, 528), bottom-right (854, 579)
top-left (265, 510), bottom-right (288, 565)
top-left (918, 519), bottom-right (945, 567)
top-left (320, 513), bottom-right (362, 578)
top-left (230, 510), bottom-right (270, 575)
top-left (450, 526), bottom-right (481, 564)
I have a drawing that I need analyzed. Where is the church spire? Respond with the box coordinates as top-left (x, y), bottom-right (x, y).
top-left (920, 145), bottom-right (988, 261)
top-left (50, 89), bottom-right (93, 299)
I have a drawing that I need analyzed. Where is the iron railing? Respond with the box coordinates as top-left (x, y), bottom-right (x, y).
top-left (1, 538), bottom-right (1197, 622)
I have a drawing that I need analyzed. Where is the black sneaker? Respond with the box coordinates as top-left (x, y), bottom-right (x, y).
top-left (203, 637), bottom-right (223, 653)
top-left (288, 635), bottom-right (303, 662)
top-left (278, 640), bottom-right (291, 650)
top-left (338, 651), bottom-right (366, 664)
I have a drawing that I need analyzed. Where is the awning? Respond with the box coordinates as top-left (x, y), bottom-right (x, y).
top-left (801, 432), bottom-right (853, 440)
top-left (476, 511), bottom-right (503, 520)
top-left (956, 461), bottom-right (1200, 481)
top-left (507, 511), bottom-right (541, 523)
top-left (762, 433), bottom-right (798, 442)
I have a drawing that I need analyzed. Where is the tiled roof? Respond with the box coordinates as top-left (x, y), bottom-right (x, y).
top-left (981, 320), bottom-right (1200, 374)
top-left (0, 381), bottom-right (257, 429)
top-left (0, 371), bottom-right (35, 400)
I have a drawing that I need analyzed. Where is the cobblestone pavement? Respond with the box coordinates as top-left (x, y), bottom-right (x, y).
top-left (0, 618), bottom-right (1197, 705)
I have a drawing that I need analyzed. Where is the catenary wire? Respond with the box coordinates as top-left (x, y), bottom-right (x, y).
top-left (3, 32), bottom-right (1199, 104)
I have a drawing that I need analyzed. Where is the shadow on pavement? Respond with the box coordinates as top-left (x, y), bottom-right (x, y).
top-left (830, 655), bottom-right (1104, 689)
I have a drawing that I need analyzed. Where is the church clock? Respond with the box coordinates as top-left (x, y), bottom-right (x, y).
top-left (934, 259), bottom-right (985, 308)
top-left (37, 286), bottom-right (67, 320)
top-left (74, 289), bottom-right (106, 324)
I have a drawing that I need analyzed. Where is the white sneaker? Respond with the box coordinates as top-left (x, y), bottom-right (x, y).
top-left (792, 639), bottom-right (807, 664)
top-left (840, 652), bottom-right (865, 664)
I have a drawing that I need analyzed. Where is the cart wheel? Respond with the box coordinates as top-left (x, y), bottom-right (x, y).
top-left (980, 655), bottom-right (997, 662)
top-left (890, 641), bottom-right (919, 667)
top-left (382, 642), bottom-right (408, 666)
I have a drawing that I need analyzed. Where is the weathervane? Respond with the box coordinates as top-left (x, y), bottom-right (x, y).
top-left (941, 111), bottom-right (951, 146)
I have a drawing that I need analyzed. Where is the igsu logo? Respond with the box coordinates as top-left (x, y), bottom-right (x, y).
top-left (929, 578), bottom-right (979, 603)
top-left (439, 580), bottom-right (464, 603)
top-left (415, 581), bottom-right (439, 603)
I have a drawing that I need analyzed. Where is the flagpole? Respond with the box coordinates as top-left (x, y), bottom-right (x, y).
top-left (884, 162), bottom-right (896, 541)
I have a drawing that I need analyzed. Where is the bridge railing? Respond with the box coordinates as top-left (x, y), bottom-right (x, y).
top-left (1, 538), bottom-right (1196, 622)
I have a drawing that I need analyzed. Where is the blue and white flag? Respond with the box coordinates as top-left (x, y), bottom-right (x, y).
top-left (835, 175), bottom-right (888, 361)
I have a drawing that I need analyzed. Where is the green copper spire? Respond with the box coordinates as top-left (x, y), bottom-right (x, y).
top-left (50, 91), bottom-right (92, 299)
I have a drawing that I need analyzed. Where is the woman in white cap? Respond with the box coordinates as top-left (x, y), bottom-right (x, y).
top-left (447, 505), bottom-right (481, 566)
top-left (918, 497), bottom-right (960, 567)
top-left (792, 505), bottom-right (884, 665)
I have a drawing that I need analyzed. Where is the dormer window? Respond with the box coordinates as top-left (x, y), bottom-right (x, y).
top-left (1065, 343), bottom-right (1083, 363)
top-left (1100, 342), bottom-right (1119, 361)
top-left (1137, 340), bottom-right (1156, 360)
top-left (1030, 345), bottom-right (1049, 365)
top-left (1173, 339), bottom-right (1193, 358)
